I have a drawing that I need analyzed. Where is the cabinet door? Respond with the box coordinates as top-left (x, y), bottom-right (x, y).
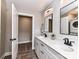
top-left (40, 50), bottom-right (46, 59)
top-left (34, 39), bottom-right (40, 58)
top-left (47, 53), bottom-right (58, 59)
top-left (45, 49), bottom-right (58, 59)
top-left (48, 48), bottom-right (67, 59)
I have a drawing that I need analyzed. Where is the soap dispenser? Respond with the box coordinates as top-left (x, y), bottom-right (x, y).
top-left (51, 34), bottom-right (56, 40)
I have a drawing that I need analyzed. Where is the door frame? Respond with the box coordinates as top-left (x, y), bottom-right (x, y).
top-left (18, 12), bottom-right (34, 49)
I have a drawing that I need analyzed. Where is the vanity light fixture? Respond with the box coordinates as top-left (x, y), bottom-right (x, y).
top-left (44, 8), bottom-right (53, 17)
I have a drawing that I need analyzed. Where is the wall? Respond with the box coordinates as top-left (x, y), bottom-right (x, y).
top-left (0, 0), bottom-right (1, 57)
top-left (0, 0), bottom-right (7, 57)
top-left (0, 0), bottom-right (13, 56)
top-left (5, 0), bottom-right (12, 53)
top-left (52, 0), bottom-right (60, 34)
top-left (18, 16), bottom-right (32, 42)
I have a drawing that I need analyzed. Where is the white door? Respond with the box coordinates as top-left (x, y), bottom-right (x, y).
top-left (11, 3), bottom-right (18, 59)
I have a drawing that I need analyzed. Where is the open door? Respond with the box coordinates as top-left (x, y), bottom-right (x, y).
top-left (11, 3), bottom-right (18, 59)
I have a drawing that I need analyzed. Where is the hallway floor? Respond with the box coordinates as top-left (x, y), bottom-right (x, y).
top-left (17, 42), bottom-right (38, 59)
top-left (4, 42), bottom-right (38, 59)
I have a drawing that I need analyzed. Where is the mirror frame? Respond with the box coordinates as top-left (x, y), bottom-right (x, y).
top-left (60, 0), bottom-right (78, 36)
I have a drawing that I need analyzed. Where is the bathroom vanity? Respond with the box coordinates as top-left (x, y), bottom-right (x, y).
top-left (35, 0), bottom-right (78, 59)
top-left (34, 36), bottom-right (77, 59)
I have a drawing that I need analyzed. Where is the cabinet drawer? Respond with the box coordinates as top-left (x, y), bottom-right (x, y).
top-left (47, 47), bottom-right (67, 59)
top-left (45, 49), bottom-right (58, 59)
top-left (39, 41), bottom-right (48, 50)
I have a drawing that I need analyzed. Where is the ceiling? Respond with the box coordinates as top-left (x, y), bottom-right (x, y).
top-left (14, 0), bottom-right (54, 12)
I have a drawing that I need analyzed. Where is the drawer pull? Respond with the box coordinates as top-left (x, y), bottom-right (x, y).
top-left (41, 51), bottom-right (44, 54)
top-left (41, 44), bottom-right (44, 46)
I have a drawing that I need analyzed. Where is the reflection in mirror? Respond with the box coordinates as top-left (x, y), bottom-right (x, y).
top-left (49, 18), bottom-right (52, 32)
top-left (60, 7), bottom-right (78, 36)
top-left (44, 14), bottom-right (53, 33)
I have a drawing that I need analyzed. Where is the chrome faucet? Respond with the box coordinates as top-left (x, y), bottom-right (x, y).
top-left (63, 38), bottom-right (75, 46)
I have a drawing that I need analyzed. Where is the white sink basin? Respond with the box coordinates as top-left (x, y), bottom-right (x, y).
top-left (61, 46), bottom-right (74, 52)
top-left (53, 40), bottom-right (74, 52)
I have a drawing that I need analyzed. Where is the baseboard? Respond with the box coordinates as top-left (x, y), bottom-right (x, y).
top-left (4, 52), bottom-right (11, 57)
top-left (0, 54), bottom-right (4, 59)
top-left (18, 41), bottom-right (31, 44)
top-left (0, 52), bottom-right (11, 59)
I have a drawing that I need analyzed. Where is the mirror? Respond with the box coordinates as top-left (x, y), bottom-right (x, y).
top-left (60, 0), bottom-right (78, 36)
top-left (44, 14), bottom-right (53, 33)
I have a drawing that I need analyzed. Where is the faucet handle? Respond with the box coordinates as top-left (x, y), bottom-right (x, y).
top-left (63, 38), bottom-right (66, 44)
top-left (69, 41), bottom-right (75, 46)
top-left (70, 41), bottom-right (75, 43)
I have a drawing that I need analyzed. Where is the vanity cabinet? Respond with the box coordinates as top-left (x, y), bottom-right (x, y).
top-left (34, 38), bottom-right (40, 58)
top-left (34, 37), bottom-right (67, 59)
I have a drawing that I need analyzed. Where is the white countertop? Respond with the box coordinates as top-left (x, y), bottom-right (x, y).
top-left (35, 35), bottom-right (78, 59)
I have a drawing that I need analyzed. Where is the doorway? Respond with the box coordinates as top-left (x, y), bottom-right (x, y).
top-left (18, 15), bottom-right (32, 43)
top-left (17, 15), bottom-right (33, 59)
top-left (16, 15), bottom-right (37, 59)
